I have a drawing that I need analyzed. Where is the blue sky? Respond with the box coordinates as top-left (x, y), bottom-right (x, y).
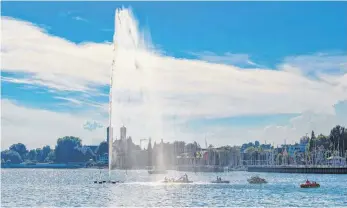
top-left (1, 2), bottom-right (347, 149)
top-left (3, 2), bottom-right (346, 58)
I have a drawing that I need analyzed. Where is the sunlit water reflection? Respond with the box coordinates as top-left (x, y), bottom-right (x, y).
top-left (2, 169), bottom-right (347, 207)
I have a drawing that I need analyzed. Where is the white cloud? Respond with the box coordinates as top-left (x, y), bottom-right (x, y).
top-left (189, 51), bottom-right (259, 67)
top-left (1, 12), bottom-right (347, 148)
top-left (257, 111), bottom-right (347, 146)
top-left (53, 96), bottom-right (107, 112)
top-left (72, 16), bottom-right (88, 22)
top-left (1, 16), bottom-right (112, 92)
top-left (1, 99), bottom-right (107, 150)
top-left (279, 52), bottom-right (347, 76)
top-left (54, 96), bottom-right (83, 106)
top-left (2, 16), bottom-right (346, 118)
top-left (2, 98), bottom-right (346, 149)
top-left (83, 120), bottom-right (104, 131)
top-left (177, 109), bottom-right (347, 147)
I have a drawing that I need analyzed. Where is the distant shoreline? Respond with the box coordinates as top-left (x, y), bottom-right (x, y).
top-left (1, 163), bottom-right (85, 169)
top-left (248, 166), bottom-right (347, 174)
top-left (3, 164), bottom-right (347, 174)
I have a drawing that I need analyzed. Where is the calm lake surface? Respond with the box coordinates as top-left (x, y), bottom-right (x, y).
top-left (1, 169), bottom-right (347, 207)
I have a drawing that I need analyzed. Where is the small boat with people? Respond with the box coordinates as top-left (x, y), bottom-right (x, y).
top-left (247, 176), bottom-right (267, 184)
top-left (93, 180), bottom-right (122, 184)
top-left (163, 174), bottom-right (193, 184)
top-left (300, 179), bottom-right (320, 188)
top-left (211, 176), bottom-right (230, 184)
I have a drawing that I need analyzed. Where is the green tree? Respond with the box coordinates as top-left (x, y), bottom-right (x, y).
top-left (41, 146), bottom-right (51, 161)
top-left (83, 146), bottom-right (96, 161)
top-left (329, 125), bottom-right (347, 156)
top-left (9, 143), bottom-right (28, 160)
top-left (72, 147), bottom-right (85, 162)
top-left (54, 136), bottom-right (82, 163)
top-left (316, 134), bottom-right (330, 149)
top-left (27, 149), bottom-right (37, 161)
top-left (96, 141), bottom-right (108, 156)
top-left (35, 148), bottom-right (43, 162)
top-left (311, 131), bottom-right (316, 140)
top-left (72, 146), bottom-right (95, 162)
top-left (1, 150), bottom-right (23, 164)
top-left (45, 150), bottom-right (56, 162)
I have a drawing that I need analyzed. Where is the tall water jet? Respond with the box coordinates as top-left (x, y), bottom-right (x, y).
top-left (109, 8), bottom-right (165, 176)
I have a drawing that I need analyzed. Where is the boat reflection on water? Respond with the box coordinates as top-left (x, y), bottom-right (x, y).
top-left (211, 176), bottom-right (230, 184)
top-left (247, 176), bottom-right (267, 184)
top-left (163, 174), bottom-right (193, 183)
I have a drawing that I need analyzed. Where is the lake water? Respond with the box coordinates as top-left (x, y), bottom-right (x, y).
top-left (1, 169), bottom-right (347, 207)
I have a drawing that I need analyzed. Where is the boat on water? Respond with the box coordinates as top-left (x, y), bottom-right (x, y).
top-left (163, 174), bottom-right (193, 184)
top-left (163, 179), bottom-right (193, 184)
top-left (247, 176), bottom-right (267, 184)
top-left (300, 180), bottom-right (320, 188)
top-left (211, 176), bottom-right (230, 184)
top-left (93, 180), bottom-right (123, 184)
top-left (211, 180), bottom-right (230, 184)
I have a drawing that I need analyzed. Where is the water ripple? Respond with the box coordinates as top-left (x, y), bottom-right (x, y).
top-left (1, 169), bottom-right (347, 207)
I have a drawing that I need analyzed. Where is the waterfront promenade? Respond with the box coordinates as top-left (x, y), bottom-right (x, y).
top-left (248, 165), bottom-right (347, 174)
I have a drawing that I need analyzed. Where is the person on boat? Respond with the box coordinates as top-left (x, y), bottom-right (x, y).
top-left (184, 174), bottom-right (188, 182)
top-left (306, 179), bottom-right (310, 184)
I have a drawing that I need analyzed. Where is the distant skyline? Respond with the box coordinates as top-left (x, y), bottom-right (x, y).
top-left (1, 2), bottom-right (347, 149)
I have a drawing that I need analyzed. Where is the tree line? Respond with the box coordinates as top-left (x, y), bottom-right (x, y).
top-left (2, 125), bottom-right (346, 165)
top-left (241, 125), bottom-right (347, 154)
top-left (240, 125), bottom-right (347, 166)
top-left (307, 125), bottom-right (347, 156)
top-left (1, 136), bottom-right (109, 164)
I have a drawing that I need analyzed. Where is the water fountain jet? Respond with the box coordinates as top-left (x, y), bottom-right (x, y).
top-left (108, 7), bottom-right (165, 181)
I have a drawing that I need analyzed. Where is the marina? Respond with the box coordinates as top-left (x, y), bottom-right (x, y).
top-left (248, 166), bottom-right (347, 174)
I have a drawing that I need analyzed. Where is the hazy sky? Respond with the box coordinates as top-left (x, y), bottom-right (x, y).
top-left (1, 2), bottom-right (347, 149)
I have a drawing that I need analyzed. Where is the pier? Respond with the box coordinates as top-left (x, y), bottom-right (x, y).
top-left (248, 166), bottom-right (347, 174)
